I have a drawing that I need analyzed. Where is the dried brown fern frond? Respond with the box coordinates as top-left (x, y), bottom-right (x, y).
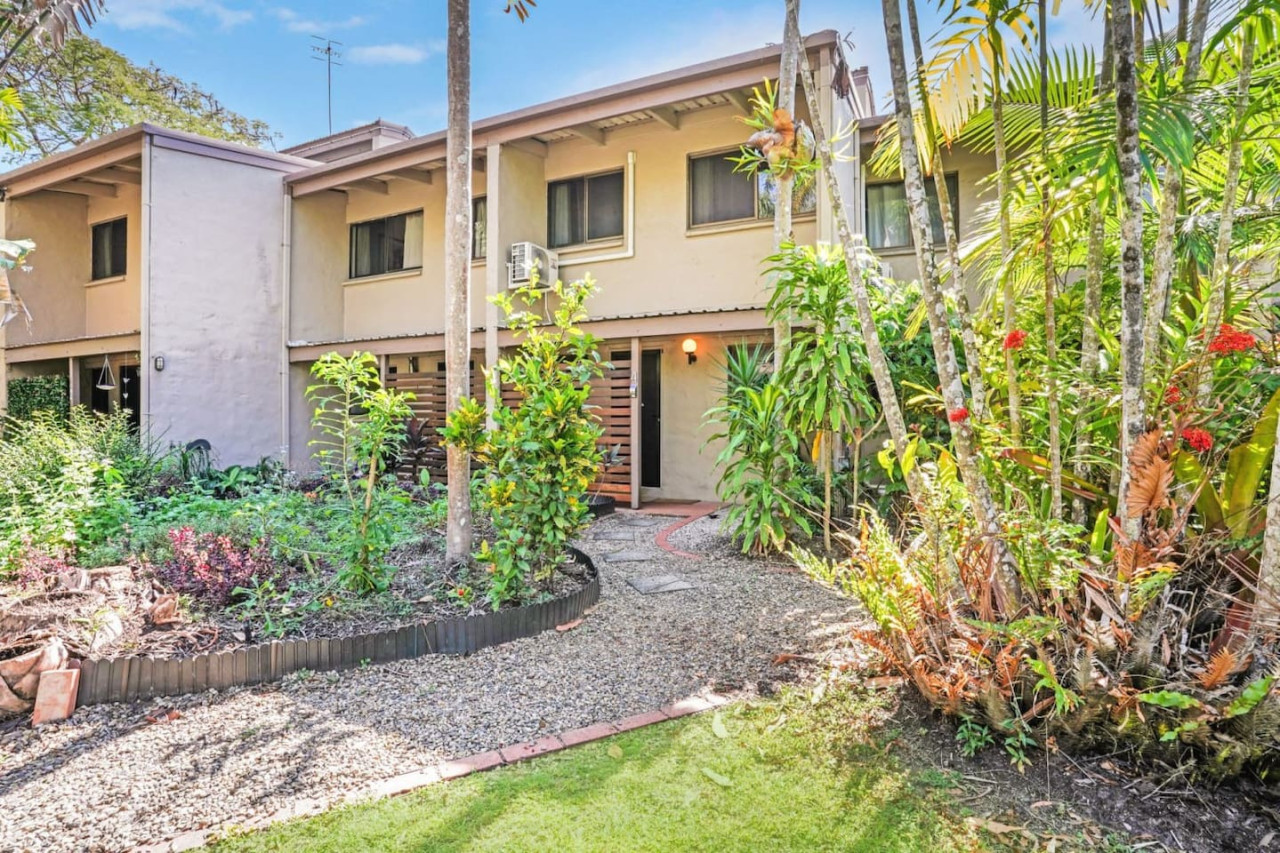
top-left (1126, 455), bottom-right (1173, 519)
top-left (1196, 648), bottom-right (1239, 690)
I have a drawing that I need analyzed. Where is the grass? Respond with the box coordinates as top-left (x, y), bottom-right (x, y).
top-left (212, 687), bottom-right (1000, 853)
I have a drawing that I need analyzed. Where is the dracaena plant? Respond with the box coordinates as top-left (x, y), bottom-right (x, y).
top-left (441, 275), bottom-right (606, 609)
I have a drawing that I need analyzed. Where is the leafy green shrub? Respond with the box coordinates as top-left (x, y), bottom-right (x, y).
top-left (6, 374), bottom-right (69, 423)
top-left (707, 346), bottom-right (815, 555)
top-left (0, 409), bottom-right (145, 571)
top-left (443, 276), bottom-right (606, 609)
top-left (307, 351), bottom-right (414, 594)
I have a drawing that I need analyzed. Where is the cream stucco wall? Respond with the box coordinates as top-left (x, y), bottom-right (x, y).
top-left (147, 145), bottom-right (290, 465)
top-left (289, 191), bottom-right (346, 343)
top-left (544, 104), bottom-right (818, 319)
top-left (84, 186), bottom-right (143, 338)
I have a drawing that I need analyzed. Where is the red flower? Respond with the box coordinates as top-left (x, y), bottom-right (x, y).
top-left (1003, 329), bottom-right (1028, 351)
top-left (1181, 427), bottom-right (1213, 453)
top-left (948, 407), bottom-right (970, 423)
top-left (1207, 324), bottom-right (1256, 356)
top-left (1164, 385), bottom-right (1182, 406)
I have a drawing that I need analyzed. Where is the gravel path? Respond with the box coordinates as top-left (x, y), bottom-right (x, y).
top-left (0, 511), bottom-right (855, 853)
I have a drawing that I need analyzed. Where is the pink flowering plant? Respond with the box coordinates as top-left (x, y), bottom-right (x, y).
top-left (154, 526), bottom-right (273, 607)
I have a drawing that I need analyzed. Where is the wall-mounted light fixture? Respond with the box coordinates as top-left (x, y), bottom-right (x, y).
top-left (153, 355), bottom-right (166, 372)
top-left (682, 337), bottom-right (698, 365)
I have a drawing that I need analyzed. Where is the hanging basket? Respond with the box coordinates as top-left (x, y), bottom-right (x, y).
top-left (95, 355), bottom-right (116, 391)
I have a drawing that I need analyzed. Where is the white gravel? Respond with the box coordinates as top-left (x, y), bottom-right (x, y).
top-left (0, 511), bottom-right (855, 853)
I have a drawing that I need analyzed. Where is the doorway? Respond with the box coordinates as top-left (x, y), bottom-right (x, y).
top-left (640, 349), bottom-right (661, 488)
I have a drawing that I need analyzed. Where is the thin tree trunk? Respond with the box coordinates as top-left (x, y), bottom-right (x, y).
top-left (993, 74), bottom-right (1020, 442)
top-left (1258, 400), bottom-right (1280, 619)
top-left (883, 0), bottom-right (1021, 607)
top-left (1196, 28), bottom-right (1255, 408)
top-left (1113, 0), bottom-right (1147, 541)
top-left (1071, 0), bottom-right (1114, 525)
top-left (772, 0), bottom-right (801, 371)
top-left (906, 0), bottom-right (988, 421)
top-left (1142, 0), bottom-right (1210, 375)
top-left (444, 0), bottom-right (474, 565)
top-left (1039, 0), bottom-right (1062, 520)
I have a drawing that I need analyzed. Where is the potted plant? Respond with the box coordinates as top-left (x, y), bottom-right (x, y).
top-left (588, 443), bottom-right (622, 517)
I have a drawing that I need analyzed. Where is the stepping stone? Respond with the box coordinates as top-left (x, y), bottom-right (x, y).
top-left (605, 550), bottom-right (653, 563)
top-left (626, 575), bottom-right (695, 594)
top-left (594, 528), bottom-right (638, 541)
top-left (619, 516), bottom-right (662, 528)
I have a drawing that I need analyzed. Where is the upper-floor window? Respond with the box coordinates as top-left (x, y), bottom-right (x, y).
top-left (547, 170), bottom-right (624, 249)
top-left (865, 174), bottom-right (959, 250)
top-left (688, 151), bottom-right (817, 227)
top-left (349, 210), bottom-right (423, 279)
top-left (472, 197), bottom-right (487, 261)
top-left (91, 217), bottom-right (126, 280)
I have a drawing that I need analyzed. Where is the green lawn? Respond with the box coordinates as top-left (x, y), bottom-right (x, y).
top-left (212, 688), bottom-right (997, 853)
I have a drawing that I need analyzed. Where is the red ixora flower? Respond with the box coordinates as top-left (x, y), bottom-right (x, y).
top-left (1164, 385), bottom-right (1182, 406)
top-left (1003, 329), bottom-right (1028, 351)
top-left (1182, 427), bottom-right (1213, 453)
top-left (1207, 324), bottom-right (1256, 356)
top-left (948, 407), bottom-right (970, 423)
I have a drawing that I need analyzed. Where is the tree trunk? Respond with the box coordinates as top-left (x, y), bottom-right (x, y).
top-left (1142, 0), bottom-right (1210, 375)
top-left (444, 0), bottom-right (474, 565)
top-left (1195, 28), bottom-right (1255, 408)
top-left (993, 71), bottom-right (1020, 442)
top-left (905, 0), bottom-right (987, 421)
top-left (772, 0), bottom-right (801, 371)
top-left (1258, 397), bottom-right (1280, 619)
top-left (1039, 0), bottom-right (1062, 520)
top-left (1113, 0), bottom-right (1147, 541)
top-left (883, 0), bottom-right (1021, 606)
top-left (1071, 0), bottom-right (1114, 525)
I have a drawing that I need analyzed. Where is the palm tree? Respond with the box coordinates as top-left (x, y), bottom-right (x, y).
top-left (904, 0), bottom-right (988, 421)
top-left (444, 0), bottom-right (473, 565)
top-left (884, 0), bottom-right (1021, 605)
top-left (927, 0), bottom-right (1034, 441)
top-left (1111, 0), bottom-right (1146, 539)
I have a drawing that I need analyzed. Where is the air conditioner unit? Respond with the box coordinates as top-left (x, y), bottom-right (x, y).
top-left (508, 241), bottom-right (558, 290)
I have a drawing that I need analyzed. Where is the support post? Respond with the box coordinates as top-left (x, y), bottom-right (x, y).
top-left (485, 143), bottom-right (502, 430)
top-left (630, 336), bottom-right (641, 509)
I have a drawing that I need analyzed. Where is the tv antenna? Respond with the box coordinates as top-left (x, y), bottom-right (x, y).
top-left (310, 36), bottom-right (343, 135)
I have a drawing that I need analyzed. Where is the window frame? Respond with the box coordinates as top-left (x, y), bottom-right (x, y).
top-left (686, 147), bottom-right (819, 229)
top-left (347, 209), bottom-right (424, 280)
top-left (863, 172), bottom-right (961, 251)
top-left (471, 196), bottom-right (487, 261)
top-left (89, 216), bottom-right (127, 281)
top-left (546, 168), bottom-right (626, 250)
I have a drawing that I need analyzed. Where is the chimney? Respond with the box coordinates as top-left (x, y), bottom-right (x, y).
top-left (850, 66), bottom-right (875, 118)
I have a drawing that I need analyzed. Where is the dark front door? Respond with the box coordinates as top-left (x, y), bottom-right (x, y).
top-left (119, 366), bottom-right (140, 431)
top-left (640, 349), bottom-right (661, 488)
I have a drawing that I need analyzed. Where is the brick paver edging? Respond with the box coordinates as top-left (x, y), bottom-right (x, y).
top-left (653, 502), bottom-right (722, 560)
top-left (137, 692), bottom-right (734, 852)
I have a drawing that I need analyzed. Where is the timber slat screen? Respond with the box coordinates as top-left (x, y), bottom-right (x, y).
top-left (386, 364), bottom-right (633, 504)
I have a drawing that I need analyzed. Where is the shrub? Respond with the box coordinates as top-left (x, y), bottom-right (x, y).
top-left (443, 276), bottom-right (606, 609)
top-left (6, 375), bottom-right (69, 423)
top-left (307, 351), bottom-right (414, 594)
top-left (153, 526), bottom-right (272, 607)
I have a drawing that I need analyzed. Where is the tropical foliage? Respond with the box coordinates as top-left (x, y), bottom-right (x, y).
top-left (708, 0), bottom-right (1280, 780)
top-left (442, 276), bottom-right (607, 608)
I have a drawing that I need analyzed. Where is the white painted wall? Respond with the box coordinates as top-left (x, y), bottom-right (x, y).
top-left (147, 146), bottom-right (290, 465)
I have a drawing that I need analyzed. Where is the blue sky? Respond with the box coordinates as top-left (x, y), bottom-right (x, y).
top-left (97, 1), bottom-right (1103, 150)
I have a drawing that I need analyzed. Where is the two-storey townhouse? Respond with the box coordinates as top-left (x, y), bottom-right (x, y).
top-left (0, 125), bottom-right (314, 464)
top-left (283, 31), bottom-right (874, 505)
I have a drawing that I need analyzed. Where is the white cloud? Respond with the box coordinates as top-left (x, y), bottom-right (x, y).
top-left (348, 43), bottom-right (441, 65)
top-left (107, 0), bottom-right (252, 31)
top-left (272, 8), bottom-right (366, 35)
